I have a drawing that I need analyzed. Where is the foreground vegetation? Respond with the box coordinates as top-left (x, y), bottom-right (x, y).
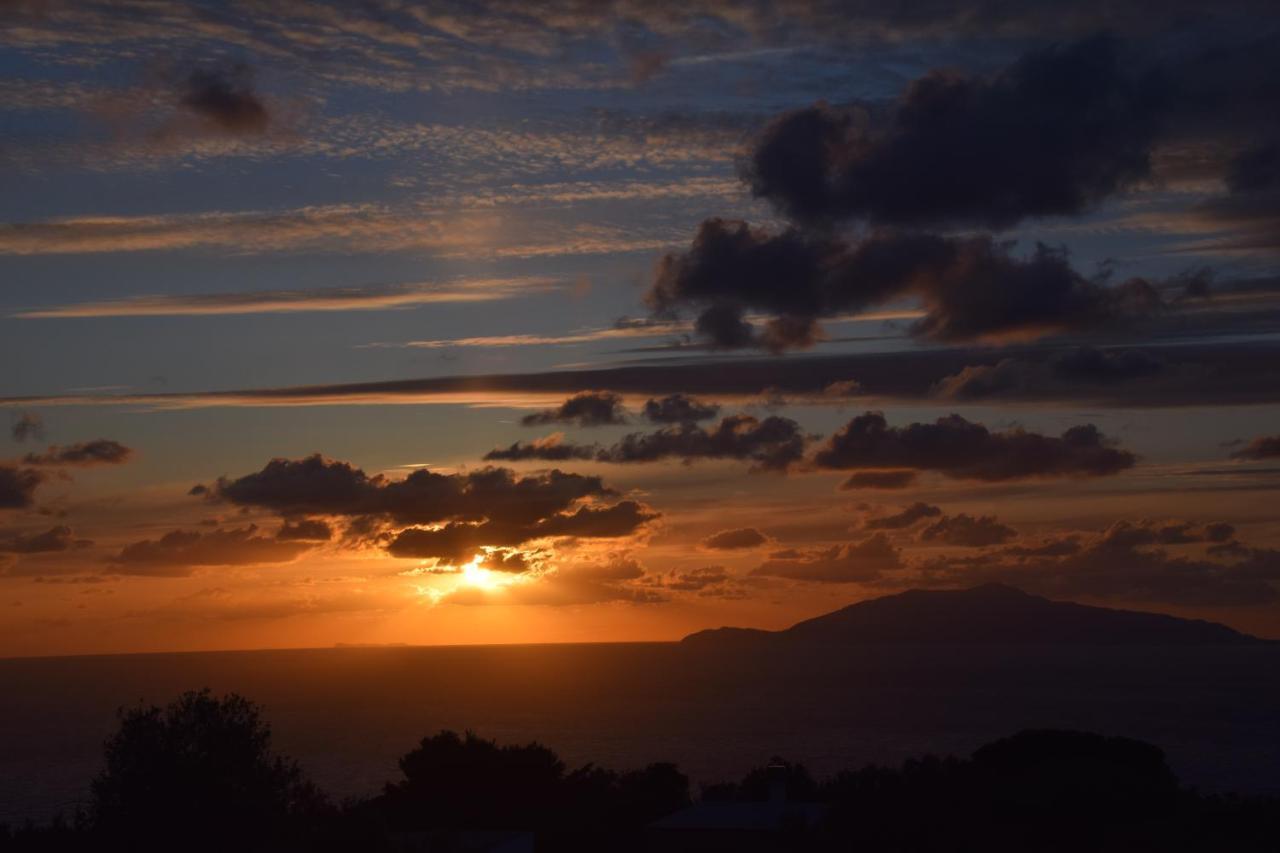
top-left (1, 690), bottom-right (1277, 851)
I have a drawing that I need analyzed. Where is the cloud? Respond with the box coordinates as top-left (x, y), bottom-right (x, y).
top-left (743, 37), bottom-right (1161, 229)
top-left (520, 392), bottom-right (627, 427)
top-left (533, 501), bottom-right (658, 538)
top-left (661, 565), bottom-right (734, 592)
top-left (863, 502), bottom-right (942, 530)
top-left (10, 412), bottom-right (43, 442)
top-left (750, 533), bottom-right (903, 583)
top-left (912, 521), bottom-right (1280, 607)
top-left (702, 527), bottom-right (768, 550)
top-left (0, 205), bottom-right (517, 257)
top-left (642, 394), bottom-right (719, 424)
top-left (0, 525), bottom-right (84, 553)
top-left (391, 499), bottom-right (657, 563)
top-left (11, 338), bottom-right (1280, 412)
top-left (1226, 141), bottom-right (1280, 194)
top-left (0, 466), bottom-right (45, 510)
top-left (22, 439), bottom-right (132, 467)
top-left (932, 347), bottom-right (1168, 400)
top-left (14, 278), bottom-right (560, 318)
top-left (812, 412), bottom-right (1135, 481)
top-left (822, 379), bottom-right (863, 398)
top-left (210, 455), bottom-right (615, 527)
top-left (648, 219), bottom-right (1161, 351)
top-left (109, 526), bottom-right (314, 576)
top-left (1231, 435), bottom-right (1280, 460)
top-left (919, 514), bottom-right (1017, 547)
top-left (276, 519), bottom-right (333, 541)
top-left (597, 414), bottom-right (808, 471)
top-left (484, 433), bottom-right (597, 462)
top-left (370, 318), bottom-right (689, 351)
top-left (209, 454), bottom-right (653, 564)
top-left (839, 470), bottom-right (917, 490)
top-left (177, 64), bottom-right (269, 134)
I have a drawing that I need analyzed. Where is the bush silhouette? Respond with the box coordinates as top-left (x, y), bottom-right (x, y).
top-left (380, 730), bottom-right (566, 830)
top-left (377, 730), bottom-right (689, 846)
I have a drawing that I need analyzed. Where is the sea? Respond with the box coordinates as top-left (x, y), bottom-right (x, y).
top-left (2, 641), bottom-right (1279, 823)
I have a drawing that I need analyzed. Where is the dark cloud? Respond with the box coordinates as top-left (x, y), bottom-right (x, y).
top-left (702, 527), bottom-right (768, 550)
top-left (750, 533), bottom-right (903, 583)
top-left (648, 219), bottom-right (1161, 351)
top-left (912, 521), bottom-right (1280, 607)
top-left (481, 549), bottom-right (533, 573)
top-left (813, 412), bottom-right (1135, 481)
top-left (204, 454), bottom-right (659, 568)
top-left (743, 37), bottom-right (1162, 229)
top-left (179, 64), bottom-right (269, 134)
top-left (662, 565), bottom-right (733, 592)
top-left (1227, 141), bottom-right (1280, 194)
top-left (484, 433), bottom-right (597, 462)
top-left (597, 414), bottom-right (808, 471)
top-left (1100, 519), bottom-right (1237, 547)
top-left (22, 439), bottom-right (133, 467)
top-left (534, 500), bottom-right (658, 539)
top-left (863, 502), bottom-right (941, 530)
top-left (402, 502), bottom-right (644, 558)
top-left (839, 470), bottom-right (917, 490)
top-left (109, 526), bottom-right (313, 576)
top-left (10, 412), bottom-right (43, 443)
top-left (642, 394), bottom-right (719, 424)
top-left (920, 514), bottom-right (1017, 547)
top-left (210, 455), bottom-right (614, 527)
top-left (0, 525), bottom-right (83, 553)
top-left (387, 523), bottom-right (504, 563)
top-left (276, 519), bottom-right (332, 541)
top-left (15, 341), bottom-right (1280, 410)
top-left (520, 391), bottom-right (627, 427)
top-left (1231, 435), bottom-right (1280, 460)
top-left (0, 465), bottom-right (44, 510)
top-left (933, 347), bottom-right (1168, 400)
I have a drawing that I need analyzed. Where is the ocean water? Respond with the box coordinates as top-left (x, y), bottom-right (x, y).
top-left (2, 642), bottom-right (1278, 823)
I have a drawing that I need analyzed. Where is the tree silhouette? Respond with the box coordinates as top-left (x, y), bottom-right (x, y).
top-left (376, 730), bottom-right (689, 850)
top-left (89, 690), bottom-right (328, 853)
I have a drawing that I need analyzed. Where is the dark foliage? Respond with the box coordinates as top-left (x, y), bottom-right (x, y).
top-left (377, 730), bottom-right (689, 850)
top-left (4, 696), bottom-right (1279, 853)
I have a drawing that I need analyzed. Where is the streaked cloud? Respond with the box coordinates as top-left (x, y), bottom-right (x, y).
top-left (14, 278), bottom-right (561, 319)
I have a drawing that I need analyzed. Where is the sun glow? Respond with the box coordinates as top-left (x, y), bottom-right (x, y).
top-left (460, 555), bottom-right (513, 591)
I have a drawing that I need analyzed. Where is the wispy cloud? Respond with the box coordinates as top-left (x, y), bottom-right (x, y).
top-left (0, 205), bottom-right (493, 256)
top-left (360, 321), bottom-right (690, 350)
top-left (14, 278), bottom-right (561, 319)
top-left (0, 205), bottom-right (688, 258)
top-left (360, 310), bottom-right (919, 350)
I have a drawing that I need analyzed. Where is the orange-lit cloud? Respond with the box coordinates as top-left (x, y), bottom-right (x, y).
top-left (14, 278), bottom-right (561, 318)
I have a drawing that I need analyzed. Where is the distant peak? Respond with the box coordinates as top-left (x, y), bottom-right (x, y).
top-left (961, 583), bottom-right (1033, 598)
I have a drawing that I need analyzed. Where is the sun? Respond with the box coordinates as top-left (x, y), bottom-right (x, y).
top-left (460, 554), bottom-right (508, 591)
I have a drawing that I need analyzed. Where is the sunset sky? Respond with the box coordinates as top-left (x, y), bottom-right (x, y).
top-left (3, 0), bottom-right (1280, 657)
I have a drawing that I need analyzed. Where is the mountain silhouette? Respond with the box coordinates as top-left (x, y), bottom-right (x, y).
top-left (682, 584), bottom-right (1266, 647)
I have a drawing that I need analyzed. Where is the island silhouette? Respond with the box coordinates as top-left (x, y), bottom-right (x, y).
top-left (682, 583), bottom-right (1267, 648)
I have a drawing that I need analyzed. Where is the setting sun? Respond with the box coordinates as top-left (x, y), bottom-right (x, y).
top-left (461, 556), bottom-right (513, 591)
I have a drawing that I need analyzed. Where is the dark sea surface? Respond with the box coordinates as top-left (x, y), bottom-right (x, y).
top-left (2, 642), bottom-right (1279, 823)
